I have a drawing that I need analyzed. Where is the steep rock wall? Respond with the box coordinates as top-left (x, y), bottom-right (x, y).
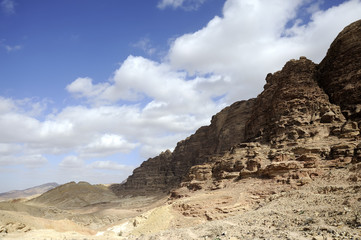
top-left (244, 57), bottom-right (345, 144)
top-left (318, 19), bottom-right (361, 122)
top-left (112, 20), bottom-right (361, 196)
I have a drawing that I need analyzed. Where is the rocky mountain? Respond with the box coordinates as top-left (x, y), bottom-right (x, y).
top-left (0, 20), bottom-right (360, 240)
top-left (111, 19), bottom-right (361, 197)
top-left (0, 183), bottom-right (59, 201)
top-left (318, 19), bottom-right (361, 121)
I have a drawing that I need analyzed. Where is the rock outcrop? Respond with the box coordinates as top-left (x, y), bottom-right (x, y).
top-left (318, 19), bottom-right (361, 122)
top-left (111, 20), bottom-right (361, 196)
top-left (245, 57), bottom-right (345, 143)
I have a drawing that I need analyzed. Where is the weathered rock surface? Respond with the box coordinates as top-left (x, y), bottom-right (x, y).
top-left (318, 19), bottom-right (361, 122)
top-left (245, 57), bottom-right (345, 144)
top-left (111, 20), bottom-right (361, 196)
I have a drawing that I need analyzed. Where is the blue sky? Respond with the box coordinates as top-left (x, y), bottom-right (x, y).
top-left (0, 0), bottom-right (360, 192)
top-left (0, 0), bottom-right (223, 102)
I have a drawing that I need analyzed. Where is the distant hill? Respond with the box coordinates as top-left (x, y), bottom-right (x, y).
top-left (28, 181), bottom-right (119, 209)
top-left (0, 182), bottom-right (59, 201)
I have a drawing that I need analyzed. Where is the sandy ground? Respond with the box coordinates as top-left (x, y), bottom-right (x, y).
top-left (0, 166), bottom-right (360, 240)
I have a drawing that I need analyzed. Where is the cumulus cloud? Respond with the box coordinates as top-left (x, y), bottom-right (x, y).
top-left (88, 160), bottom-right (131, 171)
top-left (0, 143), bottom-right (22, 156)
top-left (157, 0), bottom-right (206, 10)
top-left (65, 55), bottom-right (229, 157)
top-left (168, 0), bottom-right (361, 102)
top-left (57, 156), bottom-right (132, 186)
top-left (67, 56), bottom-right (228, 110)
top-left (80, 134), bottom-right (139, 158)
top-left (0, 97), bottom-right (47, 117)
top-left (59, 155), bottom-right (84, 168)
top-left (66, 77), bottom-right (109, 101)
top-left (0, 153), bottom-right (47, 167)
top-left (0, 96), bottom-right (16, 113)
top-left (0, 94), bottom-right (209, 168)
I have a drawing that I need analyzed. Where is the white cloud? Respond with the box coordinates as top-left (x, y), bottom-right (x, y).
top-left (66, 77), bottom-right (110, 101)
top-left (88, 160), bottom-right (131, 171)
top-left (0, 143), bottom-right (22, 156)
top-left (0, 94), bottom-right (212, 166)
top-left (157, 0), bottom-right (206, 10)
top-left (67, 56), bottom-right (227, 112)
top-left (15, 97), bottom-right (49, 117)
top-left (80, 134), bottom-right (139, 158)
top-left (0, 96), bottom-right (16, 113)
top-left (1, 0), bottom-right (15, 15)
top-left (59, 155), bottom-right (84, 168)
top-left (0, 97), bottom-right (48, 123)
top-left (22, 154), bottom-right (48, 166)
top-left (0, 153), bottom-right (47, 167)
top-left (168, 0), bottom-right (361, 102)
top-left (65, 55), bottom-right (229, 158)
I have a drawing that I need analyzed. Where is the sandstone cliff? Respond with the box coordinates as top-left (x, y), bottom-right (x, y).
top-left (111, 20), bottom-right (361, 196)
top-left (318, 19), bottom-right (361, 122)
top-left (111, 100), bottom-right (255, 195)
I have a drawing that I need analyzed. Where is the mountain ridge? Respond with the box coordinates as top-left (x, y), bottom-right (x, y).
top-left (111, 19), bottom-right (361, 197)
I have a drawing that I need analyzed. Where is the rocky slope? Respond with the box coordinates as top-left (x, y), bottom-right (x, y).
top-left (111, 19), bottom-right (361, 196)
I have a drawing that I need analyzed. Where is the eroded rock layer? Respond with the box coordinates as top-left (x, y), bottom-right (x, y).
top-left (318, 19), bottom-right (361, 122)
top-left (111, 20), bottom-right (361, 196)
top-left (245, 57), bottom-right (345, 143)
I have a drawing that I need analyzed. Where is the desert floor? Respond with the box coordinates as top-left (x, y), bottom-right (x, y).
top-left (0, 166), bottom-right (360, 240)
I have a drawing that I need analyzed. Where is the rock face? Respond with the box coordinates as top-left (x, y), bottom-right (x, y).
top-left (245, 57), bottom-right (345, 144)
top-left (111, 20), bottom-right (361, 196)
top-left (318, 19), bottom-right (361, 122)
